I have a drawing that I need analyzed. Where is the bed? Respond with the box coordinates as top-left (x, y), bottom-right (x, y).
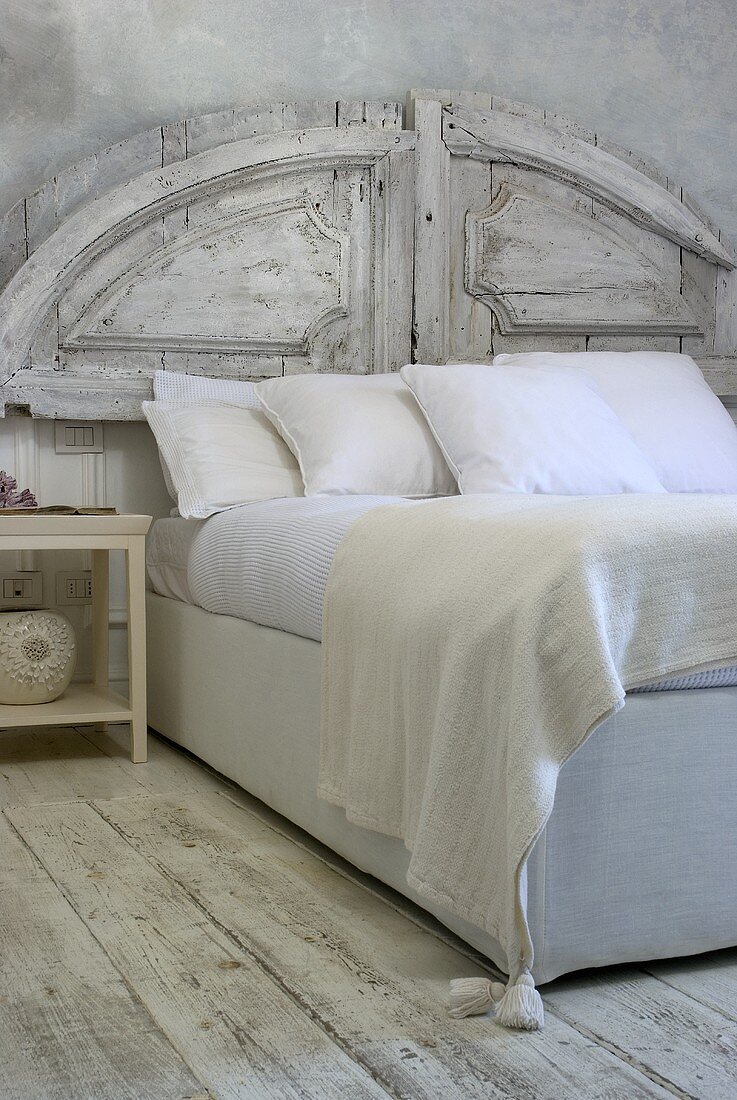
top-left (2, 86), bottom-right (737, 1025)
top-left (145, 501), bottom-right (737, 988)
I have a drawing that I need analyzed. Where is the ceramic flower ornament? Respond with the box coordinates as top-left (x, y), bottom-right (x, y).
top-left (0, 611), bottom-right (76, 702)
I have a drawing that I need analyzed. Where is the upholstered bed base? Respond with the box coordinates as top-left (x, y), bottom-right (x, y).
top-left (147, 591), bottom-right (737, 984)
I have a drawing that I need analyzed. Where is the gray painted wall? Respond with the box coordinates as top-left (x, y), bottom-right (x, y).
top-left (1, 0), bottom-right (736, 237)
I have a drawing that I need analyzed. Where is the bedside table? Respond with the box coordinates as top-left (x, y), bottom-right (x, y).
top-left (0, 514), bottom-right (152, 762)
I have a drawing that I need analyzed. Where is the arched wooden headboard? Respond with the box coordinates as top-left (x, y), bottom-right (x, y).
top-left (1, 90), bottom-right (735, 418)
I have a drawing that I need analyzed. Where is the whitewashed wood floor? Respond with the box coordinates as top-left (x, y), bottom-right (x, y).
top-left (2, 724), bottom-right (737, 1100)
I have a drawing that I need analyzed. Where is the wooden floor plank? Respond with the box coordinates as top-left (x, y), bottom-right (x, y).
top-left (545, 968), bottom-right (737, 1099)
top-left (0, 813), bottom-right (208, 1100)
top-left (0, 727), bottom-right (145, 808)
top-left (644, 950), bottom-right (737, 1023)
top-left (7, 800), bottom-right (390, 1100)
top-left (90, 791), bottom-right (672, 1100)
top-left (78, 724), bottom-right (228, 797)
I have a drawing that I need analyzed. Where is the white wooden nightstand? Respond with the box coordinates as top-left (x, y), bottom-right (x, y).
top-left (0, 514), bottom-right (152, 762)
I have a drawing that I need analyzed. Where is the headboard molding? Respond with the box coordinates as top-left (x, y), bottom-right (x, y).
top-left (1, 90), bottom-right (736, 416)
top-left (443, 103), bottom-right (732, 268)
top-left (411, 88), bottom-right (737, 400)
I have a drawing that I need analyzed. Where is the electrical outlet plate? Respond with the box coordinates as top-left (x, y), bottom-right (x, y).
top-left (55, 571), bottom-right (93, 605)
top-left (0, 571), bottom-right (43, 609)
top-left (54, 421), bottom-right (104, 454)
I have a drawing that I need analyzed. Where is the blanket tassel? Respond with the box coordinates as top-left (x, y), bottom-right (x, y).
top-left (449, 971), bottom-right (544, 1030)
top-left (449, 977), bottom-right (506, 1019)
top-left (495, 971), bottom-right (544, 1030)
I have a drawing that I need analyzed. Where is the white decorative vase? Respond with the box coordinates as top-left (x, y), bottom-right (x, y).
top-left (0, 610), bottom-right (76, 704)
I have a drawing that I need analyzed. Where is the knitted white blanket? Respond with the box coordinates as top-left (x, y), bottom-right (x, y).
top-left (319, 494), bottom-right (737, 1024)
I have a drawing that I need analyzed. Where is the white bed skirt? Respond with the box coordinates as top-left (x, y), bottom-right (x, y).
top-left (146, 591), bottom-right (737, 984)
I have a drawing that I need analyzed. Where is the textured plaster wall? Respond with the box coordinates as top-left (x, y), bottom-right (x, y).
top-left (1, 0), bottom-right (736, 235)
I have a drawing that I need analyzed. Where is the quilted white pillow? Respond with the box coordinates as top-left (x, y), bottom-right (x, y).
top-left (151, 371), bottom-right (262, 503)
top-left (153, 369), bottom-right (260, 407)
top-left (493, 351), bottom-right (737, 493)
top-left (401, 363), bottom-right (666, 495)
top-left (256, 373), bottom-right (456, 496)
top-left (142, 400), bottom-right (303, 519)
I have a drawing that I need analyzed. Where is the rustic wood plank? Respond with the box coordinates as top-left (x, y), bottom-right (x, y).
top-left (413, 98), bottom-right (450, 364)
top-left (54, 130), bottom-right (162, 226)
top-left (0, 726), bottom-right (145, 808)
top-left (161, 121), bottom-right (188, 243)
top-left (78, 723), bottom-right (230, 797)
top-left (682, 250), bottom-right (718, 357)
top-left (282, 100), bottom-right (337, 130)
top-left (0, 812), bottom-right (207, 1100)
top-left (715, 268), bottom-right (737, 354)
top-left (448, 155), bottom-right (491, 360)
top-left (88, 791), bottom-right (671, 1100)
top-left (337, 100), bottom-right (402, 128)
top-left (0, 126), bottom-right (415, 415)
top-left (8, 799), bottom-right (390, 1100)
top-left (643, 950), bottom-right (737, 1023)
top-left (0, 199), bottom-right (27, 289)
top-left (373, 149), bottom-right (415, 371)
top-left (696, 354), bottom-right (737, 398)
top-left (443, 104), bottom-right (731, 267)
top-left (546, 967), bottom-right (737, 1098)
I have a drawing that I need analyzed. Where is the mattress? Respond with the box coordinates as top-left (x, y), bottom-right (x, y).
top-left (146, 497), bottom-right (737, 691)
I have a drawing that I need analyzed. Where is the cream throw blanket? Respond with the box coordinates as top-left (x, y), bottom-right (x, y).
top-left (319, 494), bottom-right (737, 992)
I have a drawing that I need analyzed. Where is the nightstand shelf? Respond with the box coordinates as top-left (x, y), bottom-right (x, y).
top-left (0, 682), bottom-right (132, 727)
top-left (0, 514), bottom-right (152, 761)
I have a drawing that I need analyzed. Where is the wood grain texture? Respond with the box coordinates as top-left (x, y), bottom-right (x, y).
top-left (3, 725), bottom-right (737, 1097)
top-left (7, 799), bottom-right (389, 1100)
top-left (466, 184), bottom-right (698, 334)
top-left (546, 968), bottom-right (737, 1099)
top-left (4, 91), bottom-right (737, 408)
top-left (409, 89), bottom-right (736, 393)
top-left (81, 791), bottom-right (672, 1100)
top-left (0, 103), bottom-right (411, 417)
top-left (0, 813), bottom-right (207, 1100)
top-left (442, 103), bottom-right (732, 267)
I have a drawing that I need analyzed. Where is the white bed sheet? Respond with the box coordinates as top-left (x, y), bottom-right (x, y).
top-left (146, 497), bottom-right (737, 691)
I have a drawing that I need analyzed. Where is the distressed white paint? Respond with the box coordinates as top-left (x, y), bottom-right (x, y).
top-left (466, 185), bottom-right (698, 334)
top-left (4, 726), bottom-right (737, 1097)
top-left (443, 103), bottom-right (733, 268)
top-left (0, 106), bottom-right (414, 416)
top-left (411, 90), bottom-right (737, 395)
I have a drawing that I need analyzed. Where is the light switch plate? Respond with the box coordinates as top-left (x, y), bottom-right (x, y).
top-left (55, 571), bottom-right (93, 605)
top-left (55, 421), bottom-right (104, 454)
top-left (0, 571), bottom-right (43, 609)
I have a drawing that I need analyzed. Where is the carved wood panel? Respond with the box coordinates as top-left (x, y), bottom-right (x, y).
top-left (0, 101), bottom-right (414, 418)
top-left (2, 91), bottom-right (737, 413)
top-left (466, 184), bottom-right (698, 335)
top-left (411, 88), bottom-right (737, 397)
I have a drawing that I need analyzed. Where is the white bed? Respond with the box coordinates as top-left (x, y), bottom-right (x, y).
top-left (146, 502), bottom-right (737, 984)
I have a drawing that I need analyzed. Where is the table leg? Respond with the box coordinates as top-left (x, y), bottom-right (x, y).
top-left (91, 549), bottom-right (109, 734)
top-left (125, 536), bottom-right (148, 763)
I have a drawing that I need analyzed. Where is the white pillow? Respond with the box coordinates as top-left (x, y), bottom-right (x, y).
top-left (142, 400), bottom-right (303, 519)
top-left (401, 363), bottom-right (666, 495)
top-left (153, 369), bottom-right (259, 407)
top-left (256, 373), bottom-right (456, 496)
top-left (493, 351), bottom-right (737, 493)
top-left (151, 371), bottom-right (261, 502)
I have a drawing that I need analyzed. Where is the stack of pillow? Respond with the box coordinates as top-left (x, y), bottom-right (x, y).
top-left (143, 352), bottom-right (737, 519)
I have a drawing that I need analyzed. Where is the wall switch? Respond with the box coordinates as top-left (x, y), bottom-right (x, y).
top-left (0, 571), bottom-right (43, 609)
top-left (54, 421), bottom-right (104, 454)
top-left (56, 571), bottom-right (93, 605)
